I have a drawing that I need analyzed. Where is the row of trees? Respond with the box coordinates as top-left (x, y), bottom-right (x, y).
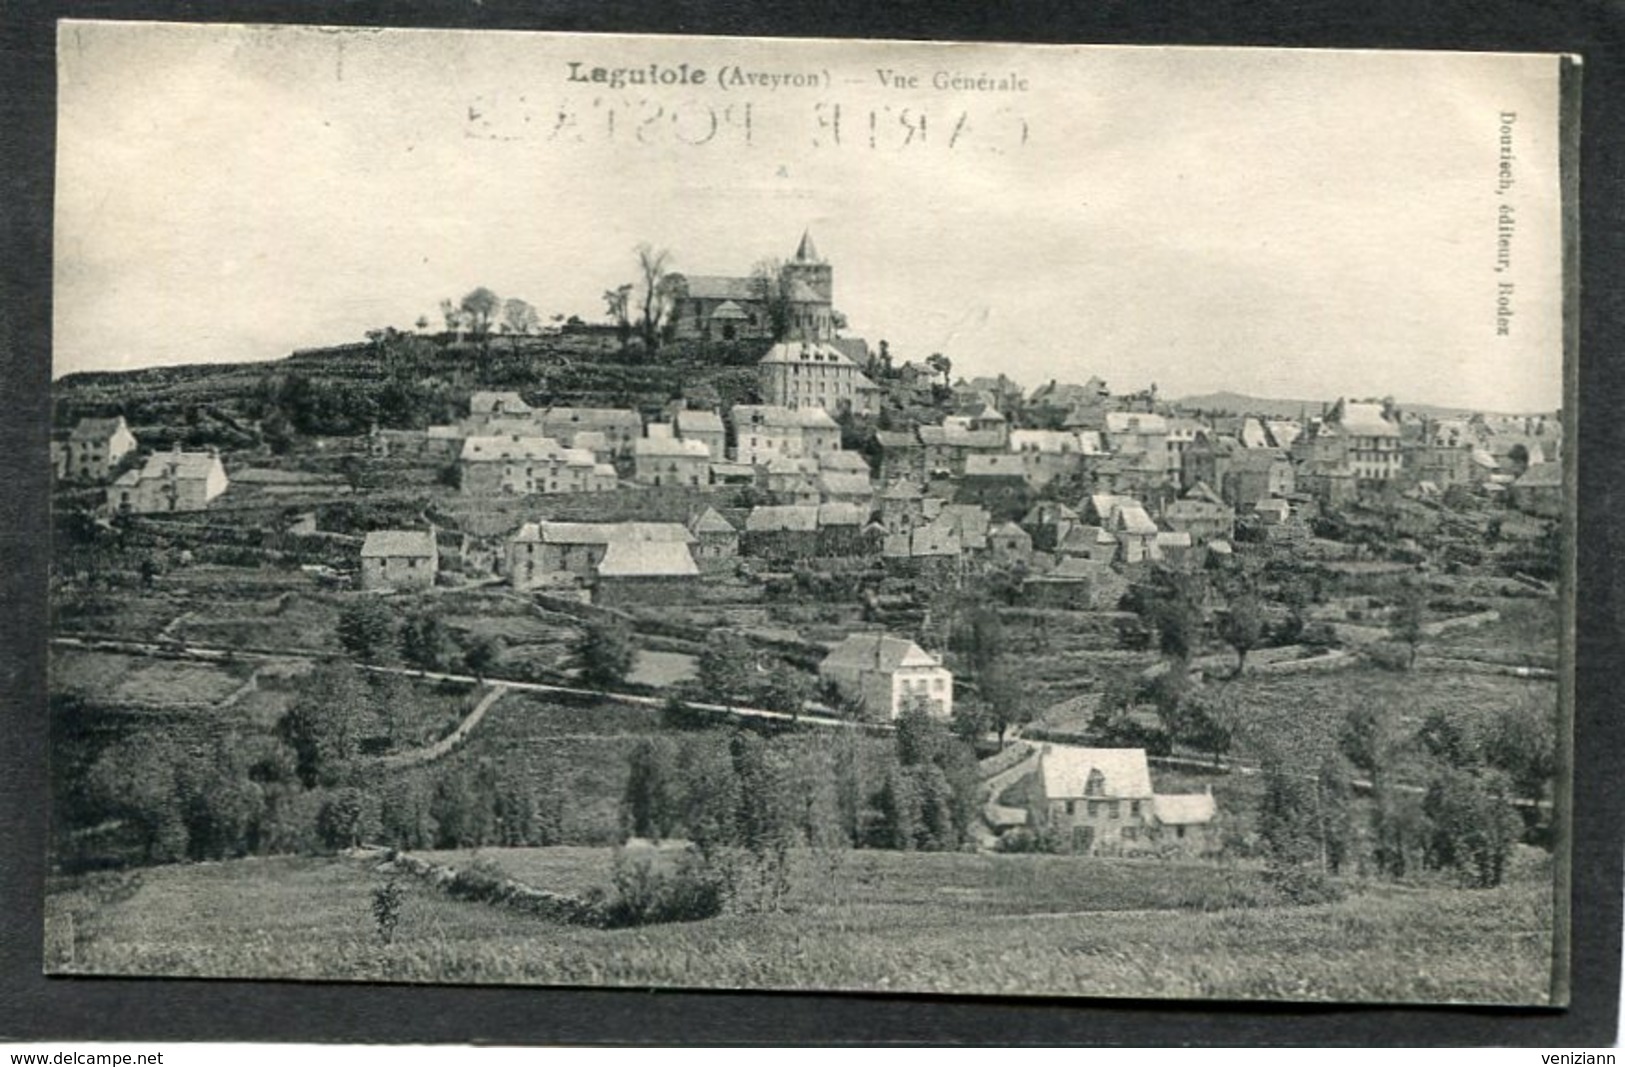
top-left (619, 705), bottom-right (981, 905)
top-left (1257, 688), bottom-right (1554, 891)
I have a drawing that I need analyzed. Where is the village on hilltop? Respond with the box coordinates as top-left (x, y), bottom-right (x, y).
top-left (46, 232), bottom-right (1563, 997)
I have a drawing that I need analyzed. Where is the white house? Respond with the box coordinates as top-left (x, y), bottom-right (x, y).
top-left (818, 633), bottom-right (953, 721)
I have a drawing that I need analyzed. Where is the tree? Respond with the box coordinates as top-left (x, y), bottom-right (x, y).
top-left (1316, 753), bottom-right (1357, 874)
top-left (1423, 767), bottom-right (1522, 887)
top-left (635, 244), bottom-right (673, 353)
top-left (622, 737), bottom-right (682, 842)
top-left (750, 259), bottom-right (794, 341)
top-left (317, 787), bottom-right (382, 851)
top-left (501, 297), bottom-right (540, 342)
top-left (338, 597), bottom-right (397, 662)
top-left (695, 630), bottom-right (756, 704)
top-left (573, 619), bottom-right (635, 689)
top-left (459, 287), bottom-right (501, 338)
top-left (758, 666), bottom-right (813, 718)
top-left (603, 284), bottom-right (634, 350)
top-left (279, 661), bottom-right (375, 787)
top-left (678, 734), bottom-right (741, 856)
top-left (461, 634), bottom-right (504, 681)
top-left (1390, 580), bottom-right (1427, 668)
top-left (400, 614), bottom-right (457, 672)
top-left (1483, 689), bottom-right (1557, 829)
top-left (439, 298), bottom-right (468, 337)
top-left (84, 734), bottom-right (188, 863)
top-left (925, 352), bottom-right (952, 388)
top-left (1219, 587), bottom-right (1266, 677)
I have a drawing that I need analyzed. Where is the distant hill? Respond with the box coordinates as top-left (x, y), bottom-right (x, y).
top-left (1174, 390), bottom-right (1489, 420)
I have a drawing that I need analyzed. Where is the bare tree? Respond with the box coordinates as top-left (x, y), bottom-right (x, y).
top-left (502, 297), bottom-right (540, 344)
top-left (636, 244), bottom-right (673, 354)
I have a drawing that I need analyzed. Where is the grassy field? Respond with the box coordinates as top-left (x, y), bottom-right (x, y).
top-left (45, 848), bottom-right (1555, 1003)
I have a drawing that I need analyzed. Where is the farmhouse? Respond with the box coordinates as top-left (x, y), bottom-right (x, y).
top-left (1031, 745), bottom-right (1155, 854)
top-left (742, 504), bottom-right (820, 560)
top-left (1509, 461), bottom-right (1562, 518)
top-left (987, 521), bottom-right (1034, 567)
top-left (633, 436), bottom-right (712, 487)
top-left (687, 507), bottom-right (739, 571)
top-left (593, 540), bottom-right (701, 606)
top-left (538, 407), bottom-right (643, 455)
top-left (64, 416), bottom-right (138, 481)
top-left (730, 405), bottom-right (842, 466)
top-left (458, 435), bottom-right (610, 495)
top-left (360, 529), bottom-right (439, 591)
top-left (674, 409), bottom-right (727, 460)
top-left (819, 633), bottom-right (953, 721)
top-left (108, 448), bottom-right (229, 513)
top-left (762, 456), bottom-right (822, 506)
top-left (1150, 789), bottom-right (1220, 856)
top-left (507, 521), bottom-right (694, 590)
top-left (1022, 556), bottom-right (1126, 610)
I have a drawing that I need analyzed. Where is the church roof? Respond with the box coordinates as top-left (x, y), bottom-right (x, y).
top-left (795, 229), bottom-right (821, 263)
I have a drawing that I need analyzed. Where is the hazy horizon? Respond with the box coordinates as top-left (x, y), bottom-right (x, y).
top-left (55, 24), bottom-right (1568, 412)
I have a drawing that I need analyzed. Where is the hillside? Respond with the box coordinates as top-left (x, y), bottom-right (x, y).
top-left (45, 847), bottom-right (1554, 1002)
top-left (1174, 390), bottom-right (1512, 420)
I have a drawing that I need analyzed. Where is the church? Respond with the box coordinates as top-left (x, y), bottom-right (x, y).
top-left (667, 231), bottom-right (838, 343)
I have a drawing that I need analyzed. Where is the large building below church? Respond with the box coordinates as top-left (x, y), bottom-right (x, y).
top-left (668, 231), bottom-right (837, 343)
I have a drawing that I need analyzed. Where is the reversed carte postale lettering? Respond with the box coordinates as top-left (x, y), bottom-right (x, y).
top-left (47, 23), bottom-right (1572, 1009)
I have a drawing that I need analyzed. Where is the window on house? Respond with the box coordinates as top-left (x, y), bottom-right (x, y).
top-left (1065, 800), bottom-right (1075, 815)
top-left (1122, 826), bottom-right (1138, 841)
top-left (1130, 800), bottom-right (1141, 819)
top-left (1087, 800), bottom-right (1101, 818)
top-left (1108, 801), bottom-right (1120, 820)
top-left (1176, 825), bottom-right (1186, 839)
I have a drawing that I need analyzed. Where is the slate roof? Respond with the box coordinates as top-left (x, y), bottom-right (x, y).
top-left (875, 430), bottom-right (921, 449)
top-left (821, 633), bottom-right (941, 673)
top-left (361, 529), bottom-right (437, 558)
top-left (688, 507), bottom-right (737, 535)
top-left (1114, 505), bottom-right (1159, 536)
top-left (460, 435), bottom-right (564, 462)
top-left (1152, 791), bottom-right (1217, 826)
top-left (817, 502), bottom-right (869, 527)
top-left (674, 410), bottom-right (725, 434)
top-left (819, 471), bottom-right (875, 498)
top-left (596, 540), bottom-right (699, 578)
top-left (819, 450), bottom-right (871, 473)
top-left (513, 521), bottom-right (693, 545)
top-left (732, 404), bottom-right (840, 430)
top-left (1514, 462), bottom-right (1562, 488)
top-left (745, 505), bottom-right (820, 533)
top-left (634, 437), bottom-right (712, 458)
top-left (117, 451), bottom-right (222, 485)
top-left (1037, 745), bottom-right (1153, 799)
top-left (964, 454), bottom-right (1027, 478)
top-left (469, 391), bottom-right (531, 415)
top-left (70, 416), bottom-right (129, 442)
top-left (1328, 401), bottom-right (1400, 438)
top-left (1105, 412), bottom-right (1169, 435)
top-left (759, 341), bottom-right (859, 367)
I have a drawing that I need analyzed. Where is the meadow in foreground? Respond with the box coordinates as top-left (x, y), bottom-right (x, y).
top-left (45, 847), bottom-right (1553, 1004)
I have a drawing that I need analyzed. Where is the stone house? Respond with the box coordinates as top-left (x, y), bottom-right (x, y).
top-left (1509, 461), bottom-right (1562, 518)
top-left (988, 521), bottom-right (1034, 568)
top-left (1031, 745), bottom-right (1156, 854)
top-left (819, 633), bottom-right (953, 721)
top-left (108, 448), bottom-right (229, 513)
top-left (758, 339), bottom-right (882, 416)
top-left (633, 436), bottom-right (712, 487)
top-left (360, 529), bottom-right (439, 592)
top-left (507, 521), bottom-right (695, 590)
top-left (65, 416), bottom-right (138, 481)
top-left (538, 407), bottom-right (643, 456)
top-left (742, 504), bottom-right (821, 561)
top-left (730, 405), bottom-right (842, 466)
top-left (674, 409), bottom-right (727, 460)
top-left (459, 435), bottom-right (610, 495)
top-left (593, 540), bottom-right (701, 606)
top-left (687, 507), bottom-right (739, 572)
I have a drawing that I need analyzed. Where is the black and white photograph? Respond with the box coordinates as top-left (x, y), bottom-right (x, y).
top-left (44, 22), bottom-right (1573, 1006)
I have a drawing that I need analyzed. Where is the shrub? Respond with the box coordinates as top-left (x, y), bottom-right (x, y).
top-left (1361, 642), bottom-right (1413, 673)
top-left (371, 879), bottom-right (404, 944)
top-left (596, 847), bottom-right (729, 927)
top-left (993, 827), bottom-right (1055, 854)
top-left (1263, 862), bottom-right (1344, 906)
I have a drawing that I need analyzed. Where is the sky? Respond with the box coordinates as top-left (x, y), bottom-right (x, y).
top-left (54, 23), bottom-right (1567, 412)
